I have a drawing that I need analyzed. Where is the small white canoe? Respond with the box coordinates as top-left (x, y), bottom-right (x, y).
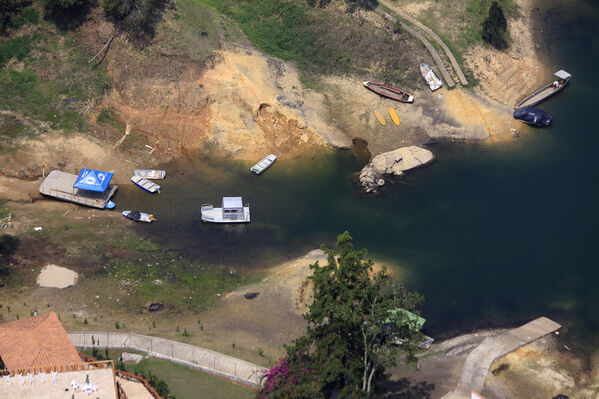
top-left (122, 210), bottom-right (155, 223)
top-left (420, 63), bottom-right (443, 91)
top-left (131, 175), bottom-right (161, 193)
top-left (251, 154), bottom-right (276, 175)
top-left (134, 169), bottom-right (166, 180)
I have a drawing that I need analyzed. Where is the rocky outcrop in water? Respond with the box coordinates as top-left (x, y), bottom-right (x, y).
top-left (359, 146), bottom-right (434, 193)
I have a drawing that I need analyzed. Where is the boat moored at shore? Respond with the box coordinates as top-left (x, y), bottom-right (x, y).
top-left (251, 154), bottom-right (277, 175)
top-left (513, 107), bottom-right (552, 127)
top-left (363, 81), bottom-right (414, 103)
top-left (201, 197), bottom-right (250, 223)
top-left (131, 175), bottom-right (161, 193)
top-left (420, 63), bottom-right (442, 91)
top-left (122, 210), bottom-right (155, 223)
top-left (515, 70), bottom-right (571, 109)
top-left (134, 169), bottom-right (166, 180)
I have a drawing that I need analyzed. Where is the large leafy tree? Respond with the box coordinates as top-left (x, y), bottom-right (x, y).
top-left (259, 232), bottom-right (425, 398)
top-left (482, 1), bottom-right (508, 50)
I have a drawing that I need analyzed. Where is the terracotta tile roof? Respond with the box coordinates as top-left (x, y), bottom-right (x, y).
top-left (0, 312), bottom-right (82, 370)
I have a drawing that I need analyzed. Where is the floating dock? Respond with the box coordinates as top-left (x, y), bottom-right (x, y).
top-left (39, 171), bottom-right (118, 209)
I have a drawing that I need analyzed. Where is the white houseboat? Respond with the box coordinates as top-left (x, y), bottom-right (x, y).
top-left (201, 197), bottom-right (250, 223)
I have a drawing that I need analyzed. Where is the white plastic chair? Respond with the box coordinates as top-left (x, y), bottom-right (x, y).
top-left (2, 375), bottom-right (12, 388)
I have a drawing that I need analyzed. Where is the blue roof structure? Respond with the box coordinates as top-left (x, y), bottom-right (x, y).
top-left (73, 169), bottom-right (113, 192)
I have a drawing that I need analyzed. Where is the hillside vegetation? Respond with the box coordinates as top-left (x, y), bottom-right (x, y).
top-left (202, 0), bottom-right (426, 88)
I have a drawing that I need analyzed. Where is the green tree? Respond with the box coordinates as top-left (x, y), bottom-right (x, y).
top-left (482, 1), bottom-right (508, 50)
top-left (259, 232), bottom-right (424, 398)
top-left (0, 0), bottom-right (25, 33)
top-left (45, 0), bottom-right (83, 9)
top-left (102, 0), bottom-right (165, 42)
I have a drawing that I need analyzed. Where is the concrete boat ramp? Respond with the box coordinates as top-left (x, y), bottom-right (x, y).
top-left (441, 317), bottom-right (561, 399)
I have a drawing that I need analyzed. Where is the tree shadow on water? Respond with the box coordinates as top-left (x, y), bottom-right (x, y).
top-left (382, 377), bottom-right (435, 399)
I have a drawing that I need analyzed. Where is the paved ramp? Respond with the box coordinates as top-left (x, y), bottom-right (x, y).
top-left (441, 317), bottom-right (561, 399)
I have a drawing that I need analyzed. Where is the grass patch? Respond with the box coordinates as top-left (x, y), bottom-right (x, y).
top-left (0, 15), bottom-right (111, 132)
top-left (0, 35), bottom-right (35, 67)
top-left (201, 0), bottom-right (425, 88)
top-left (128, 357), bottom-right (255, 399)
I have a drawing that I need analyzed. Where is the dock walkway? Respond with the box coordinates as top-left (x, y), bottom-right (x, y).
top-left (441, 317), bottom-right (561, 399)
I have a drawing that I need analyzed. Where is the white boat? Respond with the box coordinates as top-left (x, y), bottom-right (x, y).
top-left (122, 210), bottom-right (155, 223)
top-left (201, 197), bottom-right (250, 223)
top-left (250, 154), bottom-right (276, 175)
top-left (134, 169), bottom-right (166, 180)
top-left (420, 63), bottom-right (442, 91)
top-left (130, 175), bottom-right (160, 193)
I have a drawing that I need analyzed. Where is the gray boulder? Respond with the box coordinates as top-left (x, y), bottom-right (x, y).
top-left (359, 146), bottom-right (434, 193)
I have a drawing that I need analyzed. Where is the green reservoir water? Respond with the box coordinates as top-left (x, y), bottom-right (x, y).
top-left (116, 1), bottom-right (599, 351)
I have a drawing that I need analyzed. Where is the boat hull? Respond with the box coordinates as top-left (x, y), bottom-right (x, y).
top-left (515, 80), bottom-right (569, 109)
top-left (130, 175), bottom-right (160, 193)
top-left (201, 206), bottom-right (250, 223)
top-left (363, 82), bottom-right (414, 103)
top-left (420, 63), bottom-right (442, 91)
top-left (122, 211), bottom-right (155, 223)
top-left (513, 107), bottom-right (552, 127)
top-left (251, 154), bottom-right (277, 175)
top-left (134, 169), bottom-right (166, 180)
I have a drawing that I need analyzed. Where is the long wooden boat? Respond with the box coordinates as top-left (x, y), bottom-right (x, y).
top-left (250, 154), bottom-right (276, 175)
top-left (134, 169), bottom-right (166, 180)
top-left (363, 82), bottom-right (414, 103)
top-left (130, 175), bottom-right (161, 193)
top-left (515, 70), bottom-right (571, 109)
top-left (122, 210), bottom-right (155, 223)
top-left (420, 63), bottom-right (442, 91)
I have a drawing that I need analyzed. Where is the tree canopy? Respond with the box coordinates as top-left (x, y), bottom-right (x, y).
top-left (482, 1), bottom-right (508, 50)
top-left (259, 232), bottom-right (425, 398)
top-left (102, 0), bottom-right (166, 42)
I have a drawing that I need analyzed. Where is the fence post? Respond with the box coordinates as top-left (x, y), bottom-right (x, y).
top-left (106, 331), bottom-right (109, 347)
top-left (171, 343), bottom-right (174, 359)
top-left (213, 355), bottom-right (215, 370)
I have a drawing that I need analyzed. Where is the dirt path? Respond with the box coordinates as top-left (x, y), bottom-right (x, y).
top-left (375, 7), bottom-right (455, 87)
top-left (379, 0), bottom-right (469, 86)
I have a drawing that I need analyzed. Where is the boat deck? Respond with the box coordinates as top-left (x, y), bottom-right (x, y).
top-left (201, 206), bottom-right (250, 223)
top-left (39, 171), bottom-right (117, 209)
top-left (517, 84), bottom-right (561, 108)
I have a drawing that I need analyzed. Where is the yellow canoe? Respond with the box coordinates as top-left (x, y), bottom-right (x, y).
top-left (374, 111), bottom-right (386, 126)
top-left (388, 108), bottom-right (400, 126)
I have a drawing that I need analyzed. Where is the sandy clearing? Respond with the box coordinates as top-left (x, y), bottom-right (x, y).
top-left (37, 264), bottom-right (79, 288)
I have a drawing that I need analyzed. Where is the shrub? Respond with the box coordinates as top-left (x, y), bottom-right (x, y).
top-left (102, 0), bottom-right (165, 42)
top-left (13, 6), bottom-right (40, 28)
top-left (0, 35), bottom-right (33, 67)
top-left (0, 0), bottom-right (25, 33)
top-left (45, 0), bottom-right (83, 8)
top-left (482, 1), bottom-right (508, 50)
